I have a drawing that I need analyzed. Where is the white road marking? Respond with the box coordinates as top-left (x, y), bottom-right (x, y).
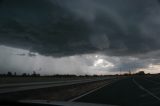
top-left (142, 77), bottom-right (160, 84)
top-left (21, 100), bottom-right (117, 106)
top-left (68, 79), bottom-right (118, 102)
top-left (132, 78), bottom-right (160, 101)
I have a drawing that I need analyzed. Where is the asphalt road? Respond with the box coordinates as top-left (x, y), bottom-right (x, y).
top-left (0, 77), bottom-right (113, 94)
top-left (75, 76), bottom-right (160, 106)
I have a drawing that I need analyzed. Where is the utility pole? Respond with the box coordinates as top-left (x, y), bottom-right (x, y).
top-left (119, 68), bottom-right (122, 75)
top-left (128, 66), bottom-right (131, 75)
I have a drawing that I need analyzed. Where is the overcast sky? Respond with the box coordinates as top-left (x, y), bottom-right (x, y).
top-left (0, 0), bottom-right (160, 75)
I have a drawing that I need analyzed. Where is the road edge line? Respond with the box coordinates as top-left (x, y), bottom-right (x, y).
top-left (68, 79), bottom-right (117, 102)
top-left (132, 78), bottom-right (160, 101)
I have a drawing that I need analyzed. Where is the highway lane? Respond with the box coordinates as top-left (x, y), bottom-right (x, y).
top-left (0, 77), bottom-right (114, 94)
top-left (74, 77), bottom-right (160, 106)
top-left (133, 78), bottom-right (160, 101)
top-left (133, 76), bottom-right (160, 103)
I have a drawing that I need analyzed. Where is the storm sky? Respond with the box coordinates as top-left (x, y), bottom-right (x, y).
top-left (0, 0), bottom-right (160, 75)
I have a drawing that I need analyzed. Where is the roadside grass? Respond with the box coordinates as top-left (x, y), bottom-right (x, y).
top-left (0, 77), bottom-right (84, 84)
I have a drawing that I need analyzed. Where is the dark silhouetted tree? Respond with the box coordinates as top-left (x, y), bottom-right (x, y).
top-left (22, 73), bottom-right (27, 77)
top-left (7, 72), bottom-right (12, 76)
top-left (136, 71), bottom-right (145, 75)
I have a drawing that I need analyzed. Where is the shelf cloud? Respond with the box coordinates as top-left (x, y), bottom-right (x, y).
top-left (0, 0), bottom-right (160, 74)
top-left (0, 0), bottom-right (160, 58)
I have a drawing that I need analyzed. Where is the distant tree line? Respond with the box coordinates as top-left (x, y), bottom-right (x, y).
top-left (0, 71), bottom-right (40, 77)
top-left (0, 71), bottom-right (114, 78)
top-left (134, 71), bottom-right (145, 75)
top-left (0, 71), bottom-right (149, 77)
top-left (122, 71), bottom-right (149, 76)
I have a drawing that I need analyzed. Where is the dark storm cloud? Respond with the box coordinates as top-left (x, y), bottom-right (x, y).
top-left (0, 0), bottom-right (160, 57)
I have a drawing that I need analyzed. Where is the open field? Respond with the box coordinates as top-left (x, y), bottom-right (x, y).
top-left (0, 77), bottom-right (114, 94)
top-left (0, 77), bottom-right (89, 84)
top-left (0, 77), bottom-right (116, 101)
top-left (0, 75), bottom-right (116, 84)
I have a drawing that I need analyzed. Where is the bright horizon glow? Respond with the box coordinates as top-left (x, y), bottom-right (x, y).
top-left (0, 46), bottom-right (159, 75)
top-left (136, 64), bottom-right (160, 74)
top-left (94, 59), bottom-right (114, 68)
